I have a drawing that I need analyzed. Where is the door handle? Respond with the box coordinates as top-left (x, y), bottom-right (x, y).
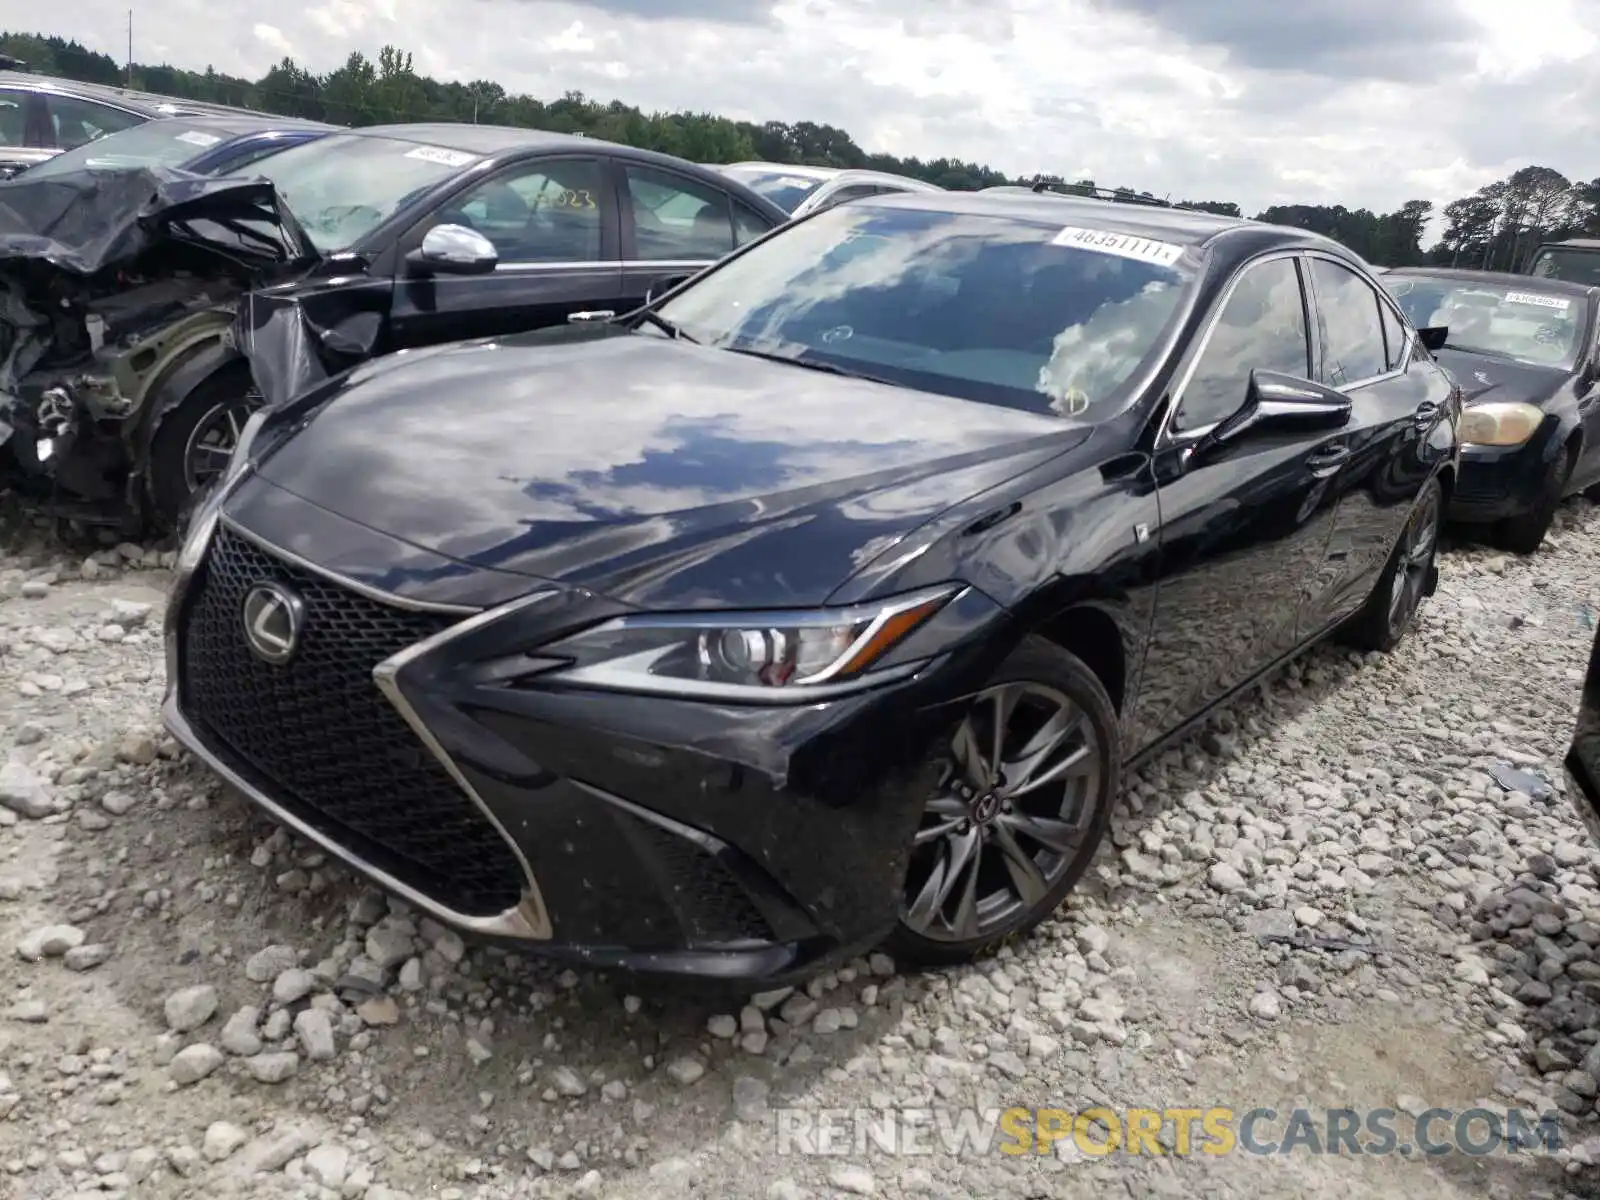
top-left (567, 310), bottom-right (615, 323)
top-left (1413, 400), bottom-right (1440, 428)
top-left (1306, 445), bottom-right (1351, 478)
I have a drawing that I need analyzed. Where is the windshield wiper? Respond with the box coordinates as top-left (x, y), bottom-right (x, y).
top-left (631, 310), bottom-right (697, 343)
top-left (722, 346), bottom-right (898, 387)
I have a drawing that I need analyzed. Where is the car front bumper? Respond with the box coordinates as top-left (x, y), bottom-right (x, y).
top-left (1446, 423), bottom-right (1562, 524)
top-left (163, 512), bottom-right (984, 985)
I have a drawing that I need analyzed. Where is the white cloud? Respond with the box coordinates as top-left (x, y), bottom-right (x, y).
top-left (32, 0), bottom-right (1600, 221)
top-left (251, 23), bottom-right (293, 58)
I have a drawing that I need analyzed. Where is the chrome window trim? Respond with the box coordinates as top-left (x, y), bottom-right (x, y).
top-left (491, 258), bottom-right (712, 272)
top-left (219, 516), bottom-right (480, 615)
top-left (1303, 250), bottom-right (1412, 391)
top-left (1155, 249), bottom-right (1311, 446)
top-left (1157, 248), bottom-right (1412, 449)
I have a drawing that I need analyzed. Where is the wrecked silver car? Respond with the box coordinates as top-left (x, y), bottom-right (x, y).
top-left (0, 165), bottom-right (312, 532)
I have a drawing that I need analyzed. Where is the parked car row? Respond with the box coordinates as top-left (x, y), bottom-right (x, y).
top-left (1, 75), bottom-right (1592, 988)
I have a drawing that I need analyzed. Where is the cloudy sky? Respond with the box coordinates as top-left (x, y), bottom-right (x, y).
top-left (29, 0), bottom-right (1600, 219)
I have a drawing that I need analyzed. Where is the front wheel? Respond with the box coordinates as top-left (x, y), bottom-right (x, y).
top-left (144, 362), bottom-right (260, 534)
top-left (1496, 447), bottom-right (1573, 556)
top-left (884, 637), bottom-right (1120, 967)
top-left (1340, 475), bottom-right (1442, 653)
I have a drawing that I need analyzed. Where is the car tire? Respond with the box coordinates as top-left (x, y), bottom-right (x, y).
top-left (144, 362), bottom-right (258, 535)
top-left (1341, 474), bottom-right (1443, 654)
top-left (884, 636), bottom-right (1120, 967)
top-left (1497, 447), bottom-right (1573, 556)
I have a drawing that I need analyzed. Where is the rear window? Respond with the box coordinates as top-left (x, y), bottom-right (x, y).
top-left (21, 117), bottom-right (233, 179)
top-left (658, 205), bottom-right (1197, 419)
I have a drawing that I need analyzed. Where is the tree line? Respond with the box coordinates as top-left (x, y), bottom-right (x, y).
top-left (4, 31), bottom-right (1597, 269)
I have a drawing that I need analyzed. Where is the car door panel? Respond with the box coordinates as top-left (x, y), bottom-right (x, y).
top-left (1131, 254), bottom-right (1342, 745)
top-left (1296, 256), bottom-right (1450, 634)
top-left (387, 154), bottom-right (623, 350)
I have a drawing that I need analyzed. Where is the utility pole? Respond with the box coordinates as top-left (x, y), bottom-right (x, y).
top-left (126, 9), bottom-right (133, 86)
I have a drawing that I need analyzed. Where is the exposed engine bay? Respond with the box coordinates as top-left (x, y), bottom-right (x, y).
top-left (0, 166), bottom-right (315, 530)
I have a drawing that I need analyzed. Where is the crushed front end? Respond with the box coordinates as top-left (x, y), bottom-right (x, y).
top-left (0, 166), bottom-right (314, 529)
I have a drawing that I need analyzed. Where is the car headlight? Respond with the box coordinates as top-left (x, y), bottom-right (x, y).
top-left (1459, 402), bottom-right (1544, 447)
top-left (531, 586), bottom-right (959, 701)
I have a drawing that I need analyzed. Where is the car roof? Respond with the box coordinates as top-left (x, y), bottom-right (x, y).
top-left (0, 71), bottom-right (264, 119)
top-left (723, 162), bottom-right (839, 181)
top-left (1386, 265), bottom-right (1599, 297)
top-left (859, 189), bottom-right (1260, 246)
top-left (348, 123), bottom-right (600, 155)
top-left (1537, 238), bottom-right (1600, 251)
top-left (146, 112), bottom-right (337, 136)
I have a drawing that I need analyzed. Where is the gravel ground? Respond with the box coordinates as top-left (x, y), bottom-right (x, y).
top-left (2, 497), bottom-right (1600, 1200)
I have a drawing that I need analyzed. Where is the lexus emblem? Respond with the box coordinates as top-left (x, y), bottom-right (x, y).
top-left (241, 583), bottom-right (304, 665)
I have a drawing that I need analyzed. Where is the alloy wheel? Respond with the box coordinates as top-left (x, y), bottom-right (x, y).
top-left (901, 681), bottom-right (1104, 943)
top-left (182, 393), bottom-right (261, 493)
top-left (1387, 485), bottom-right (1440, 638)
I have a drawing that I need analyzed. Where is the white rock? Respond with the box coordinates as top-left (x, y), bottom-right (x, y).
top-left (170, 1043), bottom-right (224, 1085)
top-left (0, 761), bottom-right (53, 819)
top-left (827, 1164), bottom-right (877, 1195)
top-left (272, 967), bottom-right (317, 1005)
top-left (16, 923), bottom-right (85, 961)
top-left (1208, 863), bottom-right (1247, 893)
top-left (294, 1008), bottom-right (337, 1060)
top-left (202, 1122), bottom-right (249, 1162)
top-left (303, 1143), bottom-right (350, 1189)
top-left (163, 985), bottom-right (218, 1033)
top-left (666, 1057), bottom-right (705, 1086)
top-left (244, 944), bottom-right (297, 983)
top-left (245, 1051), bottom-right (299, 1083)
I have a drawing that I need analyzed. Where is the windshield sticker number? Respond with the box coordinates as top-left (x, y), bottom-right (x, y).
top-left (1503, 291), bottom-right (1570, 311)
top-left (1052, 226), bottom-right (1184, 267)
top-left (175, 130), bottom-right (223, 147)
top-left (405, 145), bottom-right (478, 168)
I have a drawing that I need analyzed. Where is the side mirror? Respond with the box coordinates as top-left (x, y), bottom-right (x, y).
top-left (1195, 370), bottom-right (1352, 460)
top-left (405, 224), bottom-right (498, 276)
top-left (1418, 325), bottom-right (1449, 352)
top-left (644, 274), bottom-right (691, 307)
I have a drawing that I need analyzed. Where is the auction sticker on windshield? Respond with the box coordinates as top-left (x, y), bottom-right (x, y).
top-left (404, 145), bottom-right (478, 168)
top-left (175, 130), bottom-right (222, 147)
top-left (1503, 291), bottom-right (1570, 310)
top-left (1052, 226), bottom-right (1184, 267)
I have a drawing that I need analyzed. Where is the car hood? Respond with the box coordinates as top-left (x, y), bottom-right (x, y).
top-left (249, 330), bottom-right (1085, 610)
top-left (0, 164), bottom-right (314, 276)
top-left (1434, 347), bottom-right (1573, 407)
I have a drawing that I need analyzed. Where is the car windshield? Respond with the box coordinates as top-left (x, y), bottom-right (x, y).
top-left (718, 167), bottom-right (826, 214)
top-left (21, 118), bottom-right (239, 180)
top-left (655, 204), bottom-right (1197, 419)
top-left (247, 133), bottom-right (481, 253)
top-left (1387, 276), bottom-right (1588, 369)
top-left (1529, 247), bottom-right (1600, 287)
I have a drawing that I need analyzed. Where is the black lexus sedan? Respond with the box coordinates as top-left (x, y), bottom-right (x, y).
top-left (1385, 268), bottom-right (1600, 553)
top-left (165, 193), bottom-right (1459, 983)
